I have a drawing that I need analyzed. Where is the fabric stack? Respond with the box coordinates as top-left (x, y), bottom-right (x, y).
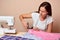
top-left (0, 35), bottom-right (34, 40)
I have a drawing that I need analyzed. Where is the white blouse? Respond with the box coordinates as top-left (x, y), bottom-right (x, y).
top-left (31, 12), bottom-right (53, 30)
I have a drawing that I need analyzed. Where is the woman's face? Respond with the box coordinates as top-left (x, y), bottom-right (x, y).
top-left (39, 7), bottom-right (48, 17)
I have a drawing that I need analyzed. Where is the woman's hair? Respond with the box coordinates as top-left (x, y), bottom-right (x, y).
top-left (38, 2), bottom-right (52, 16)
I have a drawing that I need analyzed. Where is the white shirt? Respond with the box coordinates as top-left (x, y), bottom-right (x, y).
top-left (31, 12), bottom-right (53, 30)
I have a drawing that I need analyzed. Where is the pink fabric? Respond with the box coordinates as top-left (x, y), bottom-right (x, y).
top-left (28, 29), bottom-right (60, 40)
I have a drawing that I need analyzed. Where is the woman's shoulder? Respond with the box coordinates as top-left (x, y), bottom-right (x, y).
top-left (31, 12), bottom-right (39, 20)
top-left (47, 15), bottom-right (53, 20)
top-left (31, 12), bottom-right (39, 16)
top-left (46, 15), bottom-right (53, 24)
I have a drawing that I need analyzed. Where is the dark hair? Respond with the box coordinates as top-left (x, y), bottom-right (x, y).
top-left (38, 2), bottom-right (52, 16)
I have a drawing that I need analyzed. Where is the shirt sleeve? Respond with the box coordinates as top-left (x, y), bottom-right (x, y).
top-left (31, 12), bottom-right (39, 27)
top-left (47, 16), bottom-right (53, 24)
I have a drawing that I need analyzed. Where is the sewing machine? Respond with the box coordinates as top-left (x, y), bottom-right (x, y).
top-left (0, 16), bottom-right (16, 34)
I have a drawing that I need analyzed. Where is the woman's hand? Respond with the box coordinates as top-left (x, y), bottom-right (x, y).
top-left (22, 21), bottom-right (28, 27)
top-left (22, 21), bottom-right (28, 31)
top-left (19, 12), bottom-right (32, 31)
top-left (33, 27), bottom-right (40, 31)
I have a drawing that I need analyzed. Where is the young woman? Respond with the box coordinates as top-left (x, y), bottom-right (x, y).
top-left (19, 2), bottom-right (53, 33)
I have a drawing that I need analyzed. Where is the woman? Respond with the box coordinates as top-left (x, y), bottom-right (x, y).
top-left (19, 2), bottom-right (53, 33)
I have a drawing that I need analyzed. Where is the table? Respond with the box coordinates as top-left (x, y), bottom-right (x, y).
top-left (0, 32), bottom-right (27, 38)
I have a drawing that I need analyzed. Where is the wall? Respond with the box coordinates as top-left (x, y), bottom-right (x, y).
top-left (0, 0), bottom-right (60, 32)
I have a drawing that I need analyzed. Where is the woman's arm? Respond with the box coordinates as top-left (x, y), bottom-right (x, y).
top-left (19, 12), bottom-right (32, 31)
top-left (19, 12), bottom-right (32, 21)
top-left (46, 22), bottom-right (53, 33)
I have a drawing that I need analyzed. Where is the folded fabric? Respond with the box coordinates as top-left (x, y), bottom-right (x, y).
top-left (21, 32), bottom-right (42, 40)
top-left (28, 29), bottom-right (60, 40)
top-left (0, 35), bottom-right (34, 40)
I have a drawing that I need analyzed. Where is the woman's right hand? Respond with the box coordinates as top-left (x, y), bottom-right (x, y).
top-left (19, 12), bottom-right (32, 31)
top-left (22, 21), bottom-right (28, 31)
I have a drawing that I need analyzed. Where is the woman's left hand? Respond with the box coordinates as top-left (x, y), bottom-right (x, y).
top-left (33, 27), bottom-right (40, 31)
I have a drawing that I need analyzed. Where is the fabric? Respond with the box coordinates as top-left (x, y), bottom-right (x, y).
top-left (21, 32), bottom-right (42, 40)
top-left (28, 29), bottom-right (60, 40)
top-left (31, 12), bottom-right (53, 30)
top-left (0, 35), bottom-right (34, 40)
